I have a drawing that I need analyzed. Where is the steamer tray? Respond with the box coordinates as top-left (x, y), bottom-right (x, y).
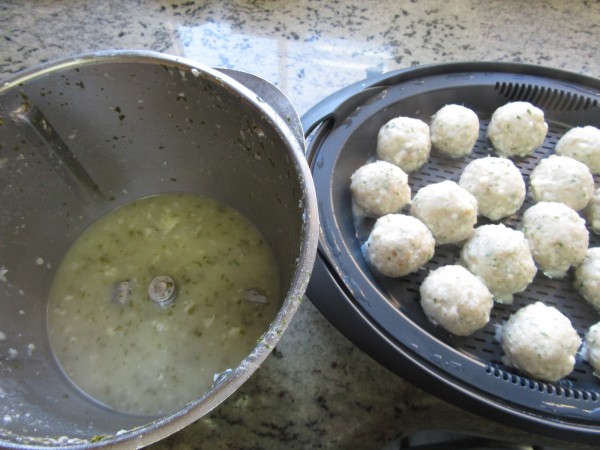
top-left (303, 62), bottom-right (600, 444)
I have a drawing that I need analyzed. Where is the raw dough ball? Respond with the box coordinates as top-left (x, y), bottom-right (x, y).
top-left (500, 302), bottom-right (581, 382)
top-left (529, 155), bottom-right (594, 211)
top-left (350, 160), bottom-right (411, 217)
top-left (555, 126), bottom-right (600, 174)
top-left (430, 104), bottom-right (480, 158)
top-left (420, 265), bottom-right (493, 336)
top-left (585, 322), bottom-right (600, 375)
top-left (410, 180), bottom-right (477, 245)
top-left (376, 117), bottom-right (431, 173)
top-left (487, 101), bottom-right (548, 157)
top-left (574, 247), bottom-right (600, 311)
top-left (365, 214), bottom-right (435, 278)
top-left (458, 157), bottom-right (525, 220)
top-left (522, 202), bottom-right (589, 279)
top-left (460, 224), bottom-right (536, 304)
top-left (584, 187), bottom-right (600, 234)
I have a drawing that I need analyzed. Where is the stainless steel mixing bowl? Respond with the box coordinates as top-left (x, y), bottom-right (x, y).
top-left (0, 50), bottom-right (318, 448)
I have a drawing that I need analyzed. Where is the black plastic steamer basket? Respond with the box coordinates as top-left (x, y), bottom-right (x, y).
top-left (301, 62), bottom-right (600, 444)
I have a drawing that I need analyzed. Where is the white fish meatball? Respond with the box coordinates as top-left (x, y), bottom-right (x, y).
top-left (376, 117), bottom-right (431, 173)
top-left (555, 126), bottom-right (600, 174)
top-left (459, 157), bottom-right (525, 220)
top-left (501, 302), bottom-right (581, 382)
top-left (350, 161), bottom-right (411, 218)
top-left (410, 180), bottom-right (477, 245)
top-left (522, 202), bottom-right (589, 279)
top-left (487, 101), bottom-right (548, 157)
top-left (420, 265), bottom-right (493, 336)
top-left (460, 224), bottom-right (536, 304)
top-left (585, 322), bottom-right (600, 375)
top-left (430, 104), bottom-right (480, 158)
top-left (574, 248), bottom-right (600, 311)
top-left (365, 214), bottom-right (435, 278)
top-left (585, 187), bottom-right (600, 234)
top-left (529, 155), bottom-right (594, 211)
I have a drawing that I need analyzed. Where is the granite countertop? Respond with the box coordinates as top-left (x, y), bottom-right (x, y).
top-left (2, 1), bottom-right (600, 449)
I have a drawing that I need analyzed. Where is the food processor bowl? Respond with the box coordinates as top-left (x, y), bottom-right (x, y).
top-left (0, 50), bottom-right (318, 448)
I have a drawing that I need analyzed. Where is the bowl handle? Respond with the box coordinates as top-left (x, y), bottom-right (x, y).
top-left (217, 68), bottom-right (305, 152)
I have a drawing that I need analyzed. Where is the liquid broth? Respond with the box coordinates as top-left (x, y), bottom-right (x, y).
top-left (47, 193), bottom-right (279, 415)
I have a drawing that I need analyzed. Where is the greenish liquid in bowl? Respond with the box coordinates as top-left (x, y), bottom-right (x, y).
top-left (47, 193), bottom-right (279, 416)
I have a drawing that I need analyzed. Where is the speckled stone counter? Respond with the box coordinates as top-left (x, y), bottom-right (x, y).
top-left (2, 1), bottom-right (600, 448)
